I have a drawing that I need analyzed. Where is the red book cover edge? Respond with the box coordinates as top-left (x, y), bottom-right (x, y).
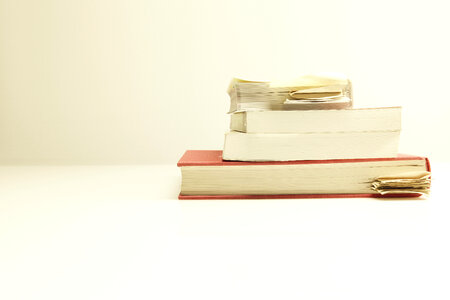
top-left (177, 150), bottom-right (430, 167)
top-left (178, 193), bottom-right (425, 200)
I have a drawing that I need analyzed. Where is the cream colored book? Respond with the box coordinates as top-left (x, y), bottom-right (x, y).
top-left (227, 73), bottom-right (353, 112)
top-left (222, 130), bottom-right (400, 161)
top-left (230, 107), bottom-right (401, 133)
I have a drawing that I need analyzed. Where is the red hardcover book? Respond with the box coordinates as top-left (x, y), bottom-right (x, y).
top-left (177, 150), bottom-right (431, 200)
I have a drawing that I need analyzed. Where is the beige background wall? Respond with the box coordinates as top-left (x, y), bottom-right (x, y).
top-left (1, 0), bottom-right (449, 164)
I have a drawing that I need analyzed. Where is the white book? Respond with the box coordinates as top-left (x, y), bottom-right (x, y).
top-left (230, 107), bottom-right (401, 133)
top-left (222, 130), bottom-right (400, 161)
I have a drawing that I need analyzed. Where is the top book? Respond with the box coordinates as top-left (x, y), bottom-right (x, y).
top-left (227, 73), bottom-right (353, 113)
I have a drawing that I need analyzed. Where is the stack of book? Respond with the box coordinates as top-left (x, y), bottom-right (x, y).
top-left (178, 74), bottom-right (431, 199)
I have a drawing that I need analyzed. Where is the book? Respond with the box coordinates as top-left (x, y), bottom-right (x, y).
top-left (177, 150), bottom-right (431, 199)
top-left (227, 73), bottom-right (353, 113)
top-left (222, 130), bottom-right (400, 161)
top-left (230, 107), bottom-right (401, 133)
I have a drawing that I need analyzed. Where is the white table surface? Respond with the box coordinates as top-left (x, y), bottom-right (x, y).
top-left (1, 163), bottom-right (449, 300)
